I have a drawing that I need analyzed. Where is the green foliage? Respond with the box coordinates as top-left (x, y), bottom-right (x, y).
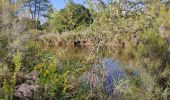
top-left (1, 0), bottom-right (170, 99)
top-left (0, 33), bottom-right (8, 59)
top-left (34, 48), bottom-right (88, 99)
top-left (22, 39), bottom-right (49, 72)
top-left (2, 52), bottom-right (21, 100)
top-left (23, 18), bottom-right (42, 31)
top-left (41, 22), bottom-right (50, 31)
top-left (34, 55), bottom-right (58, 99)
top-left (134, 29), bottom-right (166, 59)
top-left (47, 2), bottom-right (93, 32)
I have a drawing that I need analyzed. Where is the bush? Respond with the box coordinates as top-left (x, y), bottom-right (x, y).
top-left (22, 18), bottom-right (42, 31)
top-left (22, 40), bottom-right (45, 72)
top-left (2, 52), bottom-right (21, 100)
top-left (34, 48), bottom-right (89, 99)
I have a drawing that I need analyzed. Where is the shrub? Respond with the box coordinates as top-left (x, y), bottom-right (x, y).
top-left (2, 52), bottom-right (21, 100)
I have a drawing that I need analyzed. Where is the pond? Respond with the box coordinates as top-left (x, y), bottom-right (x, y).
top-left (100, 58), bottom-right (126, 95)
top-left (80, 57), bottom-right (139, 96)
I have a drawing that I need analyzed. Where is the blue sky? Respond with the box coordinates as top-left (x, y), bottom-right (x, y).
top-left (50, 0), bottom-right (85, 10)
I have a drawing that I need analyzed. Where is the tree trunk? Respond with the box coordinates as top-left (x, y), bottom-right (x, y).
top-left (28, 2), bottom-right (34, 19)
top-left (38, 1), bottom-right (40, 21)
top-left (34, 1), bottom-right (37, 20)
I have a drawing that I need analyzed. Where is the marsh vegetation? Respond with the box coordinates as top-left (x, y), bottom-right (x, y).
top-left (0, 0), bottom-right (170, 100)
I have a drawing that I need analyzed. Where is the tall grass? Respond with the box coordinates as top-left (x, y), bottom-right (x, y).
top-left (2, 52), bottom-right (21, 100)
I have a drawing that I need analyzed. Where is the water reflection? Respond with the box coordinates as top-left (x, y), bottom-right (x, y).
top-left (79, 58), bottom-right (139, 97)
top-left (100, 58), bottom-right (125, 95)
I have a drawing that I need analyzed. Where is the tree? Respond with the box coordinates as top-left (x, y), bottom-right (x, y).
top-left (47, 2), bottom-right (93, 33)
top-left (22, 0), bottom-right (51, 20)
